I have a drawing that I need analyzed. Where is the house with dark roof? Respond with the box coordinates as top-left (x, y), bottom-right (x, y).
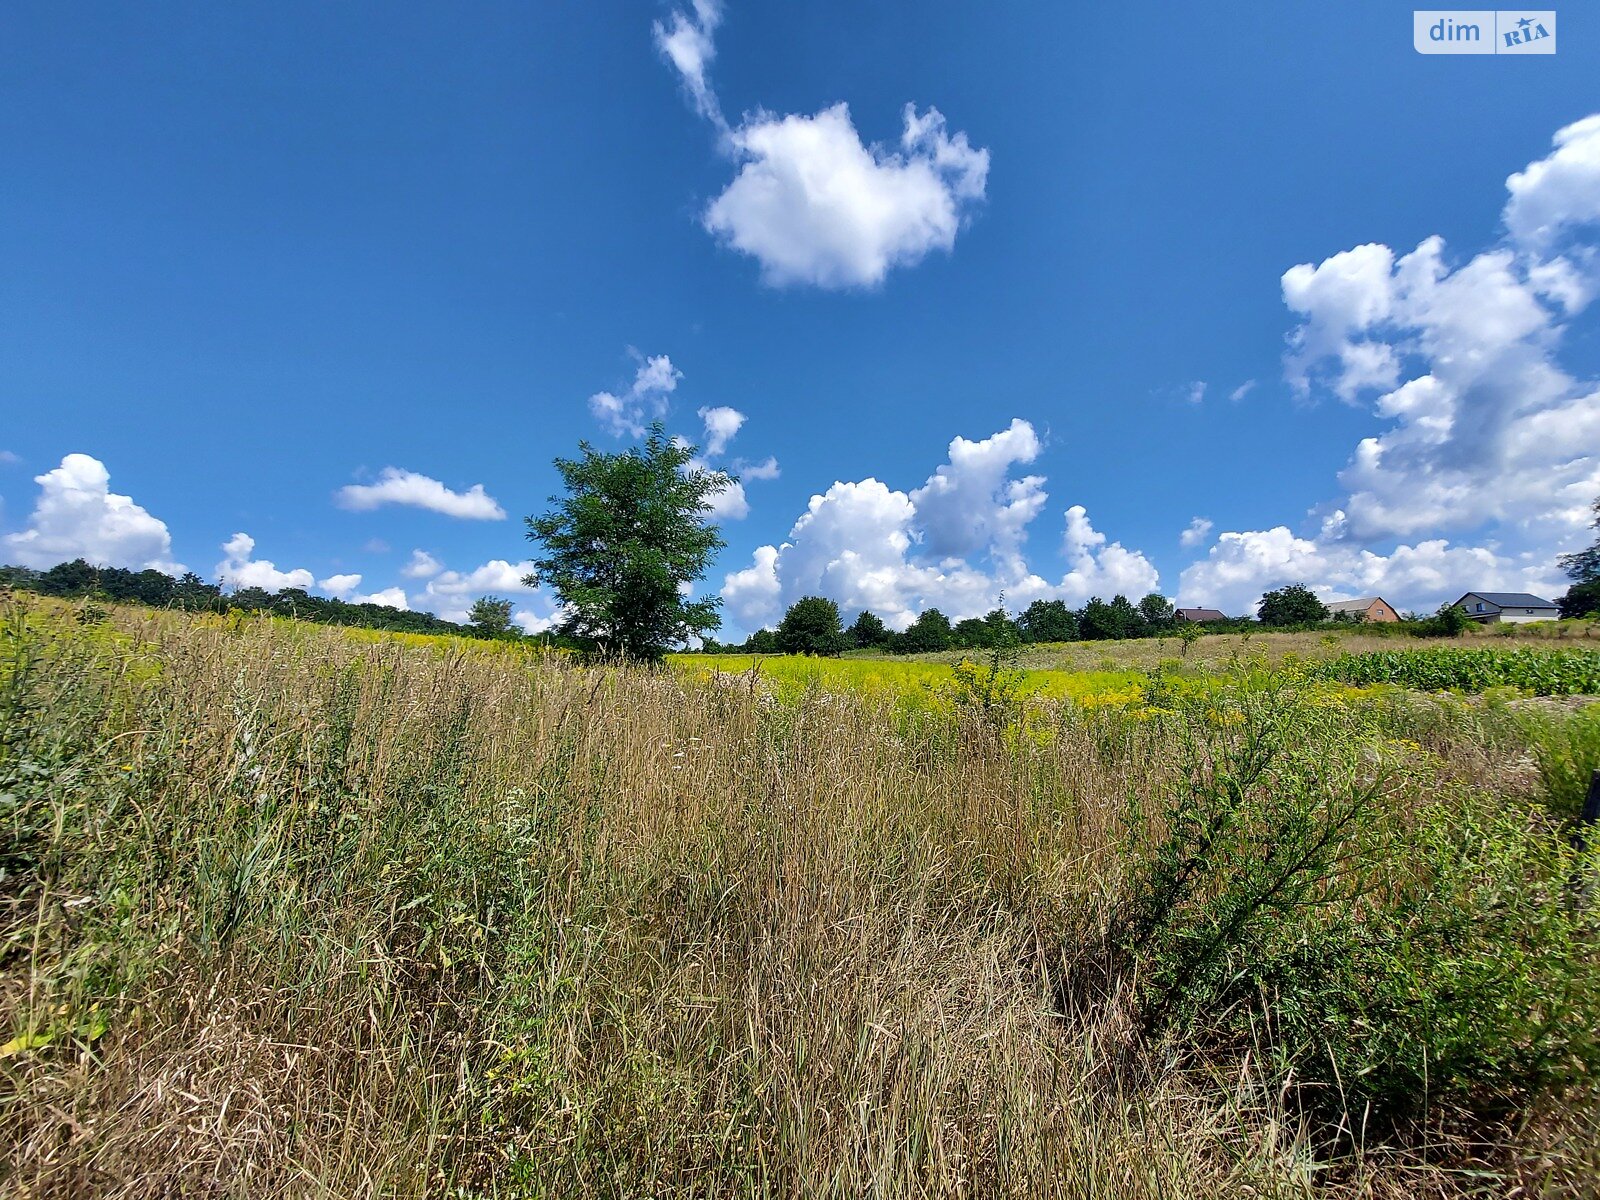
top-left (1326, 596), bottom-right (1399, 623)
top-left (1175, 607), bottom-right (1227, 623)
top-left (1451, 591), bottom-right (1560, 625)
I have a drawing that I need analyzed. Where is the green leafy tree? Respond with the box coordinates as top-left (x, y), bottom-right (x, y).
top-left (468, 595), bottom-right (515, 637)
top-left (776, 595), bottom-right (847, 656)
top-left (1138, 592), bottom-right (1175, 630)
top-left (982, 606), bottom-right (1021, 647)
top-left (175, 572), bottom-right (222, 610)
top-left (1018, 598), bottom-right (1077, 643)
top-left (952, 616), bottom-right (991, 648)
top-left (847, 609), bottom-right (893, 650)
top-left (1420, 601), bottom-right (1472, 636)
top-left (1559, 579), bottom-right (1600, 620)
top-left (0, 564), bottom-right (40, 590)
top-left (1109, 594), bottom-right (1144, 637)
top-left (1081, 594), bottom-right (1142, 640)
top-left (1079, 597), bottom-right (1115, 640)
top-left (745, 628), bottom-right (780, 654)
top-left (1257, 583), bottom-right (1329, 627)
top-left (525, 425), bottom-right (727, 661)
top-left (37, 559), bottom-right (99, 597)
top-left (898, 608), bottom-right (953, 653)
top-left (1558, 496), bottom-right (1600, 583)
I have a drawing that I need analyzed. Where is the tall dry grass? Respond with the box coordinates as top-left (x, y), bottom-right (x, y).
top-left (2, 597), bottom-right (1596, 1198)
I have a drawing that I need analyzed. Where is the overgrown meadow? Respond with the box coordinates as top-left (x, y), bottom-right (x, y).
top-left (6, 596), bottom-right (1600, 1198)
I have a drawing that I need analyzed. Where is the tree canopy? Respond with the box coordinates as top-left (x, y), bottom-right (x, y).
top-left (900, 608), bottom-right (953, 653)
top-left (1257, 583), bottom-right (1329, 626)
top-left (1560, 496), bottom-right (1600, 585)
top-left (776, 596), bottom-right (847, 656)
top-left (525, 425), bottom-right (727, 661)
top-left (1018, 598), bottom-right (1077, 643)
top-left (468, 596), bottom-right (515, 638)
top-left (847, 609), bottom-right (893, 650)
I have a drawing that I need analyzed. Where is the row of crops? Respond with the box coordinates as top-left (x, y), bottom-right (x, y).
top-left (1308, 647), bottom-right (1600, 695)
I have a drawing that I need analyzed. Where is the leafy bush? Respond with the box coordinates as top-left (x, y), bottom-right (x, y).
top-left (1521, 703), bottom-right (1600, 818)
top-left (1412, 601), bottom-right (1471, 637)
top-left (1310, 647), bottom-right (1600, 695)
top-left (1116, 685), bottom-right (1600, 1129)
top-left (1114, 686), bottom-right (1385, 1042)
top-left (1257, 798), bottom-right (1600, 1125)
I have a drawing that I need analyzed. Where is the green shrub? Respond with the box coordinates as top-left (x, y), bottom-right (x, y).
top-left (1257, 798), bottom-right (1600, 1125)
top-left (1117, 684), bottom-right (1600, 1129)
top-left (1115, 685), bottom-right (1386, 1040)
top-left (1521, 703), bottom-right (1600, 819)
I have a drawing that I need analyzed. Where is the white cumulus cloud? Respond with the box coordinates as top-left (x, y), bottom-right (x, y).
top-left (721, 420), bottom-right (1158, 633)
top-left (736, 455), bottom-right (781, 480)
top-left (656, 3), bottom-right (989, 289)
top-left (1179, 517), bottom-right (1214, 548)
top-left (589, 354), bottom-right (682, 438)
top-left (351, 586), bottom-right (409, 610)
top-left (216, 533), bottom-right (314, 592)
top-left (400, 549), bottom-right (443, 578)
top-left (411, 557), bottom-right (557, 625)
top-left (1504, 113), bottom-right (1600, 250)
top-left (318, 573), bottom-right (363, 598)
top-left (336, 468), bottom-right (505, 520)
top-left (698, 405), bottom-right (746, 456)
top-left (704, 103), bottom-right (989, 289)
top-left (2, 454), bottom-right (183, 572)
top-left (1182, 113), bottom-right (1600, 616)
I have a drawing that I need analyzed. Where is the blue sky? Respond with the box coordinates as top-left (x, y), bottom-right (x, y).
top-left (3, 2), bottom-right (1598, 634)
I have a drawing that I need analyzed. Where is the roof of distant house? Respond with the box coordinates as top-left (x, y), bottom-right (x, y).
top-left (1326, 597), bottom-right (1390, 612)
top-left (1175, 607), bottom-right (1227, 621)
top-left (1458, 591), bottom-right (1558, 608)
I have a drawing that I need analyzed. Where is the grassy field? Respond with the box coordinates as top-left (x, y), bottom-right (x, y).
top-left (6, 596), bottom-right (1600, 1198)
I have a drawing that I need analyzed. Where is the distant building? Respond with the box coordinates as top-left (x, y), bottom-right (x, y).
top-left (1175, 607), bottom-right (1227, 623)
top-left (1451, 591), bottom-right (1560, 624)
top-left (1326, 596), bottom-right (1399, 623)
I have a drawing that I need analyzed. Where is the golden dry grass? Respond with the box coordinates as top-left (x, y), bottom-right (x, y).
top-left (3, 597), bottom-right (1597, 1198)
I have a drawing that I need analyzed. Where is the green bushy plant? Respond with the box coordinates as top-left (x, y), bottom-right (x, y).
top-left (1116, 683), bottom-right (1600, 1130)
top-left (1521, 703), bottom-right (1600, 819)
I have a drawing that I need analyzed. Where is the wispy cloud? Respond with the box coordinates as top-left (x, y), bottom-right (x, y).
top-left (336, 468), bottom-right (505, 520)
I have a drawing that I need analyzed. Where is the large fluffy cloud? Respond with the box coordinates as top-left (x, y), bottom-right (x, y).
top-left (721, 420), bottom-right (1158, 632)
top-left (1503, 113), bottom-right (1600, 250)
top-left (216, 533), bottom-right (314, 592)
top-left (3, 454), bottom-right (183, 572)
top-left (1056, 505), bottom-right (1160, 607)
top-left (908, 418), bottom-right (1045, 575)
top-left (704, 104), bottom-right (989, 289)
top-left (1182, 114), bottom-right (1600, 614)
top-left (656, 4), bottom-right (988, 289)
top-left (1179, 527), bottom-right (1563, 617)
top-left (336, 468), bottom-right (505, 520)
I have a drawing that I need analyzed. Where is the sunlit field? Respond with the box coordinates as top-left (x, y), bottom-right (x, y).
top-left (7, 595), bottom-right (1600, 1198)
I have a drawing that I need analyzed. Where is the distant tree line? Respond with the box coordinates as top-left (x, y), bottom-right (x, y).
top-left (703, 591), bottom-right (1201, 656)
top-left (701, 572), bottom-right (1600, 657)
top-left (0, 558), bottom-right (556, 644)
